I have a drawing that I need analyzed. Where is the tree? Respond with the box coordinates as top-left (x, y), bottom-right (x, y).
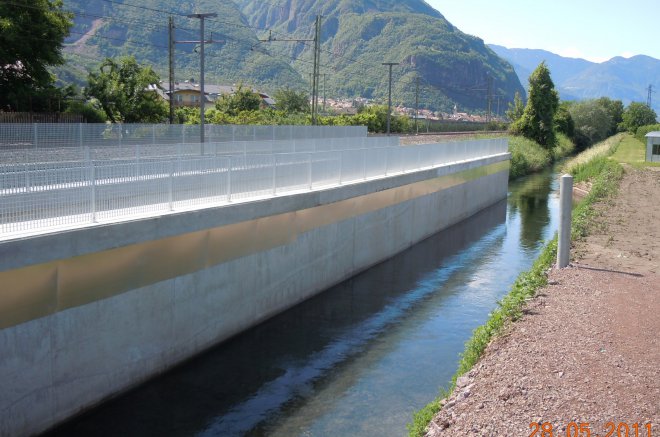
top-left (569, 100), bottom-right (612, 149)
top-left (274, 88), bottom-right (309, 113)
top-left (511, 62), bottom-right (559, 148)
top-left (85, 56), bottom-right (167, 123)
top-left (596, 97), bottom-right (624, 136)
top-left (0, 0), bottom-right (73, 111)
top-left (505, 91), bottom-right (525, 122)
top-left (214, 84), bottom-right (262, 116)
top-left (554, 102), bottom-right (575, 138)
top-left (620, 102), bottom-right (658, 133)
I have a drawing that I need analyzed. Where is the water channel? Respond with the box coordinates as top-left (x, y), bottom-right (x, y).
top-left (46, 168), bottom-right (560, 437)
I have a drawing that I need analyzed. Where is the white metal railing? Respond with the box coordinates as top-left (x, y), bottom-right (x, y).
top-left (0, 134), bottom-right (395, 166)
top-left (0, 123), bottom-right (367, 150)
top-left (0, 138), bottom-right (508, 238)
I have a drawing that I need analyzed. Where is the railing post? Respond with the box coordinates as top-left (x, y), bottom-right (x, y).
top-left (308, 153), bottom-right (312, 190)
top-left (168, 160), bottom-right (174, 211)
top-left (272, 155), bottom-right (277, 195)
top-left (25, 162), bottom-right (31, 193)
top-left (79, 123), bottom-right (84, 157)
top-left (91, 161), bottom-right (97, 223)
top-left (557, 174), bottom-right (574, 268)
top-left (136, 144), bottom-right (141, 179)
top-left (227, 157), bottom-right (232, 202)
top-left (33, 124), bottom-right (38, 149)
top-left (362, 149), bottom-right (367, 180)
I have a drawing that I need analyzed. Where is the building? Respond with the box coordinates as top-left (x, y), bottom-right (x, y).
top-left (645, 131), bottom-right (660, 162)
top-left (152, 80), bottom-right (276, 110)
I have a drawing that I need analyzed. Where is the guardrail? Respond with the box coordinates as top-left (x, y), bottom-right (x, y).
top-left (0, 138), bottom-right (508, 238)
top-left (0, 124), bottom-right (367, 149)
top-left (0, 136), bottom-right (400, 165)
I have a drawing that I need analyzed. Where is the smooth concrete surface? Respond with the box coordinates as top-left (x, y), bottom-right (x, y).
top-left (0, 154), bottom-right (509, 437)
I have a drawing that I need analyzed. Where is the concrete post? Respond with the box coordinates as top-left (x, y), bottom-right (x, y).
top-left (557, 174), bottom-right (573, 268)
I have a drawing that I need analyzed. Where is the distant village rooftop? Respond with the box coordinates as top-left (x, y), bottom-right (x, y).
top-left (150, 79), bottom-right (275, 109)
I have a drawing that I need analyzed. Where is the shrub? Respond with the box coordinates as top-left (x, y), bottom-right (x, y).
top-left (635, 123), bottom-right (660, 143)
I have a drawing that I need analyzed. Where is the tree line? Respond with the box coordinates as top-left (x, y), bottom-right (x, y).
top-left (507, 62), bottom-right (658, 151)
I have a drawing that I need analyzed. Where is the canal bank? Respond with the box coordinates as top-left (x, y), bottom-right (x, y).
top-left (423, 139), bottom-right (660, 435)
top-left (43, 164), bottom-right (561, 436)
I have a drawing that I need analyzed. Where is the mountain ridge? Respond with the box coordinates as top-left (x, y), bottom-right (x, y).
top-left (57, 0), bottom-right (524, 113)
top-left (489, 45), bottom-right (660, 113)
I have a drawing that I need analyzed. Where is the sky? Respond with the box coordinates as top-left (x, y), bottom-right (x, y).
top-left (426, 0), bottom-right (659, 63)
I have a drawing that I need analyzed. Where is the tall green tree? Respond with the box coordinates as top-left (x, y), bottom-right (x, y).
top-left (596, 97), bottom-right (624, 135)
top-left (85, 56), bottom-right (167, 123)
top-left (511, 62), bottom-right (559, 148)
top-left (620, 102), bottom-right (658, 133)
top-left (0, 0), bottom-right (73, 111)
top-left (569, 100), bottom-right (612, 149)
top-left (505, 91), bottom-right (525, 122)
top-left (214, 84), bottom-right (262, 116)
top-left (554, 102), bottom-right (575, 138)
top-left (274, 88), bottom-right (309, 113)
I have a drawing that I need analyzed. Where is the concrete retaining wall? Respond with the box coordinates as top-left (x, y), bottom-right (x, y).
top-left (0, 153), bottom-right (509, 436)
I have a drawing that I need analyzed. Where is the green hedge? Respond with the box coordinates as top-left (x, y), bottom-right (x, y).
top-left (635, 123), bottom-right (660, 143)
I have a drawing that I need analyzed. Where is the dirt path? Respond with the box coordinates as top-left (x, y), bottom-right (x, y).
top-left (426, 167), bottom-right (660, 436)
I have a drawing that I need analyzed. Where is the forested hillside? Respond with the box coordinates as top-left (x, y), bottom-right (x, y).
top-left (58, 0), bottom-right (525, 112)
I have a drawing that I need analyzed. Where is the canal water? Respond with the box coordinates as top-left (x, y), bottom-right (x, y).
top-left (46, 169), bottom-right (560, 437)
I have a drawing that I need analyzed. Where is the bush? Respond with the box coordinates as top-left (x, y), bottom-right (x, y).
top-left (635, 123), bottom-right (660, 143)
top-left (508, 136), bottom-right (551, 179)
top-left (65, 100), bottom-right (107, 123)
top-left (620, 102), bottom-right (657, 133)
top-left (569, 100), bottom-right (612, 150)
top-left (552, 133), bottom-right (575, 160)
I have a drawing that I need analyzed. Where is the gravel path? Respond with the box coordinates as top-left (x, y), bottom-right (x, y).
top-left (426, 167), bottom-right (660, 436)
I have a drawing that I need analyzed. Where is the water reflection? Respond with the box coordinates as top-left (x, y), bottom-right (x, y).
top-left (45, 168), bottom-right (561, 437)
top-left (507, 170), bottom-right (554, 251)
top-left (46, 201), bottom-right (507, 437)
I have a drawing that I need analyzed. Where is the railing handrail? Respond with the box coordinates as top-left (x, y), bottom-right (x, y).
top-left (0, 138), bottom-right (508, 239)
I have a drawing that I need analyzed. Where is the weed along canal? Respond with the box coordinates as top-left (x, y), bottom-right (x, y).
top-left (46, 169), bottom-right (560, 437)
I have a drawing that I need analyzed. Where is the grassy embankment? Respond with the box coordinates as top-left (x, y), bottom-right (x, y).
top-left (408, 135), bottom-right (625, 437)
top-left (508, 133), bottom-right (574, 179)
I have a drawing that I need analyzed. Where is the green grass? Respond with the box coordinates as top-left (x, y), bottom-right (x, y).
top-left (610, 133), bottom-right (660, 168)
top-left (408, 143), bottom-right (625, 437)
top-left (507, 133), bottom-right (575, 180)
top-left (610, 134), bottom-right (645, 164)
top-left (571, 158), bottom-right (625, 240)
top-left (562, 134), bottom-right (624, 174)
top-left (508, 136), bottom-right (551, 179)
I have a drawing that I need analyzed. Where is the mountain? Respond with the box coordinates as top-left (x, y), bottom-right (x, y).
top-left (58, 0), bottom-right (525, 112)
top-left (489, 45), bottom-right (660, 114)
top-left (488, 45), bottom-right (594, 93)
top-left (60, 0), bottom-right (303, 91)
top-left (235, 0), bottom-right (524, 112)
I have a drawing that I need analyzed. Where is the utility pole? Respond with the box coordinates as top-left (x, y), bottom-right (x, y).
top-left (382, 62), bottom-right (399, 136)
top-left (323, 73), bottom-right (327, 114)
top-left (311, 15), bottom-right (322, 125)
top-left (647, 84), bottom-right (654, 108)
top-left (415, 76), bottom-right (420, 135)
top-left (168, 16), bottom-right (175, 124)
top-left (183, 12), bottom-right (218, 146)
top-left (253, 22), bottom-right (318, 121)
top-left (486, 73), bottom-right (493, 123)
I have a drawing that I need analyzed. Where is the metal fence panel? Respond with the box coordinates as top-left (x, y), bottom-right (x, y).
top-left (0, 137), bottom-right (508, 238)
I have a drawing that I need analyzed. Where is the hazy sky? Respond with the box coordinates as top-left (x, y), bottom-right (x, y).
top-left (426, 0), bottom-right (659, 62)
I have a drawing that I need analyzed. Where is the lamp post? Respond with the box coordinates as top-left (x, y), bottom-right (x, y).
top-left (382, 62), bottom-right (399, 136)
